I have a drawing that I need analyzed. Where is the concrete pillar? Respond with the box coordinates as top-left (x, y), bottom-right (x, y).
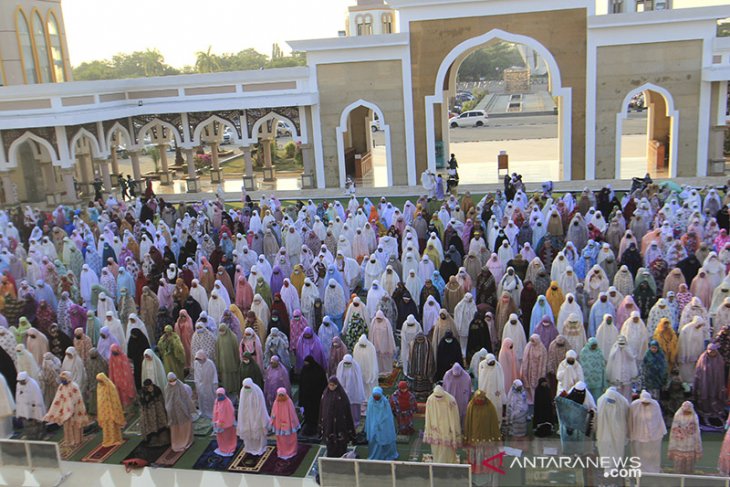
top-left (61, 168), bottom-right (76, 203)
top-left (242, 146), bottom-right (256, 191)
top-left (624, 0), bottom-right (637, 12)
top-left (300, 144), bottom-right (315, 189)
top-left (1, 172), bottom-right (18, 205)
top-left (210, 142), bottom-right (222, 184)
top-left (78, 154), bottom-right (93, 196)
top-left (262, 139), bottom-right (275, 181)
top-left (158, 144), bottom-right (172, 185)
top-left (129, 151), bottom-right (142, 182)
top-left (98, 159), bottom-right (112, 193)
top-left (185, 148), bottom-right (201, 193)
top-left (110, 147), bottom-right (120, 181)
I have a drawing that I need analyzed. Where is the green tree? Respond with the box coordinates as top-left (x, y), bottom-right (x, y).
top-left (195, 46), bottom-right (221, 73)
top-left (73, 60), bottom-right (116, 80)
top-left (272, 43), bottom-right (284, 60)
top-left (457, 42), bottom-right (524, 82)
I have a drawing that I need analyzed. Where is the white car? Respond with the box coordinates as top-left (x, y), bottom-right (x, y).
top-left (449, 110), bottom-right (488, 128)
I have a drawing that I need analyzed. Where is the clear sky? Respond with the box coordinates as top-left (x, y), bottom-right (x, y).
top-left (62, 0), bottom-right (355, 67)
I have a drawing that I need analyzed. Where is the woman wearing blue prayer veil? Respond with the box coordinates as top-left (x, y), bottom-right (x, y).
top-left (365, 387), bottom-right (398, 460)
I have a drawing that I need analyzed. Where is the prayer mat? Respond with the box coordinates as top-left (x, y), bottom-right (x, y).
top-left (123, 417), bottom-right (142, 436)
top-left (258, 444), bottom-right (311, 477)
top-left (123, 442), bottom-right (170, 464)
top-left (227, 446), bottom-right (275, 473)
top-left (82, 442), bottom-right (124, 463)
top-left (192, 439), bottom-right (243, 471)
top-left (59, 435), bottom-right (93, 460)
top-left (154, 447), bottom-right (187, 467)
top-left (700, 423), bottom-right (725, 432)
top-left (378, 366), bottom-right (401, 389)
top-left (193, 416), bottom-right (213, 437)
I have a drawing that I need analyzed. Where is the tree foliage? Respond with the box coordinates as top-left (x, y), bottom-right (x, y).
top-left (73, 46), bottom-right (306, 81)
top-left (457, 42), bottom-right (525, 82)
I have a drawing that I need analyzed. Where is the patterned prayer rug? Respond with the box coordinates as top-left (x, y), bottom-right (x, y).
top-left (82, 442), bottom-right (124, 463)
top-left (193, 416), bottom-right (213, 437)
top-left (59, 435), bottom-right (93, 460)
top-left (123, 417), bottom-right (142, 436)
top-left (258, 444), bottom-right (311, 477)
top-left (154, 447), bottom-right (187, 466)
top-left (192, 439), bottom-right (243, 471)
top-left (123, 442), bottom-right (169, 464)
top-left (227, 446), bottom-right (275, 473)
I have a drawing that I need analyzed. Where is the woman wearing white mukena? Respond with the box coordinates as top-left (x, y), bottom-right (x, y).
top-left (596, 387), bottom-right (630, 471)
top-left (629, 390), bottom-right (666, 473)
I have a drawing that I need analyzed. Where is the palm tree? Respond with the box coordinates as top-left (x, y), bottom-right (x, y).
top-left (195, 46), bottom-right (220, 74)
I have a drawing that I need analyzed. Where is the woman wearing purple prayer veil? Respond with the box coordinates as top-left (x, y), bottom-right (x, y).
top-left (296, 327), bottom-right (327, 373)
top-left (535, 316), bottom-right (559, 350)
top-left (96, 326), bottom-right (120, 361)
top-left (442, 362), bottom-right (472, 424)
top-left (269, 265), bottom-right (285, 296)
top-left (693, 343), bottom-right (726, 427)
top-left (263, 355), bottom-right (292, 410)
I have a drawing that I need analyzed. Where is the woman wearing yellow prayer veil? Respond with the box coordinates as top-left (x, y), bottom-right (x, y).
top-left (95, 373), bottom-right (125, 446)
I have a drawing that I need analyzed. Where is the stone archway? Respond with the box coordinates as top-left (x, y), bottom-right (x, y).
top-left (336, 99), bottom-right (393, 188)
top-left (425, 28), bottom-right (572, 181)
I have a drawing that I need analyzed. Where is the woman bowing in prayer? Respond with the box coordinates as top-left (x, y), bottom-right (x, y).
top-left (165, 372), bottom-right (196, 453)
top-left (365, 387), bottom-right (398, 460)
top-left (270, 388), bottom-right (301, 459)
top-left (212, 388), bottom-right (237, 457)
top-left (95, 373), bottom-right (125, 447)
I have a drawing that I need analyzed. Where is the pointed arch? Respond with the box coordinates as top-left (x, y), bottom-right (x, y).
top-left (250, 112), bottom-right (300, 143)
top-left (192, 115), bottom-right (241, 145)
top-left (7, 131), bottom-right (58, 168)
top-left (105, 122), bottom-right (133, 151)
top-left (425, 28), bottom-right (572, 180)
top-left (615, 83), bottom-right (678, 179)
top-left (335, 99), bottom-right (392, 188)
top-left (69, 128), bottom-right (102, 160)
top-left (136, 119), bottom-right (183, 146)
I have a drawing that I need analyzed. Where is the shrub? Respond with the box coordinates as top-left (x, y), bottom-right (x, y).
top-left (284, 142), bottom-right (297, 159)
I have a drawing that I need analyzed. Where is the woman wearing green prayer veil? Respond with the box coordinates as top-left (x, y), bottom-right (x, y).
top-left (239, 351), bottom-right (264, 390)
top-left (157, 325), bottom-right (185, 379)
top-left (214, 324), bottom-right (241, 396)
top-left (254, 276), bottom-right (272, 309)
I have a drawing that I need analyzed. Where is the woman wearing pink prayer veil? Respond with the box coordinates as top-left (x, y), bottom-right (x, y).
top-left (270, 387), bottom-right (301, 459)
top-left (498, 337), bottom-right (519, 390)
top-left (615, 295), bottom-right (639, 327)
top-left (175, 309), bottom-right (194, 368)
top-left (235, 276), bottom-right (254, 313)
top-left (212, 388), bottom-right (237, 456)
top-left (690, 270), bottom-right (713, 313)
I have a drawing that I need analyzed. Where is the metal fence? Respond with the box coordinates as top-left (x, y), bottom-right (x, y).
top-left (318, 456), bottom-right (472, 487)
top-left (634, 471), bottom-right (730, 487)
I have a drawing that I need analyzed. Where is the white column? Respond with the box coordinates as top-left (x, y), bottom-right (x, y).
top-left (61, 168), bottom-right (76, 203)
top-left (1, 172), bottom-right (18, 205)
top-left (98, 159), bottom-right (112, 192)
top-left (158, 144), bottom-right (172, 185)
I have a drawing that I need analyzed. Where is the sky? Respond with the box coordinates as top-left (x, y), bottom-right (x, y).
top-left (62, 0), bottom-right (355, 68)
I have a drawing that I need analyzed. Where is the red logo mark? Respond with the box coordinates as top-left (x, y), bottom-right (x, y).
top-left (481, 451), bottom-right (507, 475)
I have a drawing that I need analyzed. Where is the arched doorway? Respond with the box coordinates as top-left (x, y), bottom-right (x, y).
top-left (616, 84), bottom-right (678, 179)
top-left (425, 29), bottom-right (572, 182)
top-left (17, 141), bottom-right (44, 202)
top-left (336, 99), bottom-right (392, 188)
top-left (444, 39), bottom-right (560, 184)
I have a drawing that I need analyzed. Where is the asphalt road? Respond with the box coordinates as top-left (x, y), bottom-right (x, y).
top-left (373, 112), bottom-right (648, 144)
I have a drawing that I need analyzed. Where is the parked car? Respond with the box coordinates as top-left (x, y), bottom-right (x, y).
top-left (456, 92), bottom-right (475, 103)
top-left (222, 127), bottom-right (233, 144)
top-left (276, 121), bottom-right (294, 137)
top-left (449, 110), bottom-right (488, 128)
top-left (370, 118), bottom-right (383, 132)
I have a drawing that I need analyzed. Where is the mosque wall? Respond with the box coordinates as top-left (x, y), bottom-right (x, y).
top-left (316, 59), bottom-right (408, 188)
top-left (407, 8), bottom-right (588, 180)
top-left (594, 39), bottom-right (704, 178)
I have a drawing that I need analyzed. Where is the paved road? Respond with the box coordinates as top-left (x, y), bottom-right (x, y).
top-left (373, 112), bottom-right (648, 144)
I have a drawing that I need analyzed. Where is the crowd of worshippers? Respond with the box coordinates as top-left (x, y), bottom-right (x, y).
top-left (4, 180), bottom-right (730, 474)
